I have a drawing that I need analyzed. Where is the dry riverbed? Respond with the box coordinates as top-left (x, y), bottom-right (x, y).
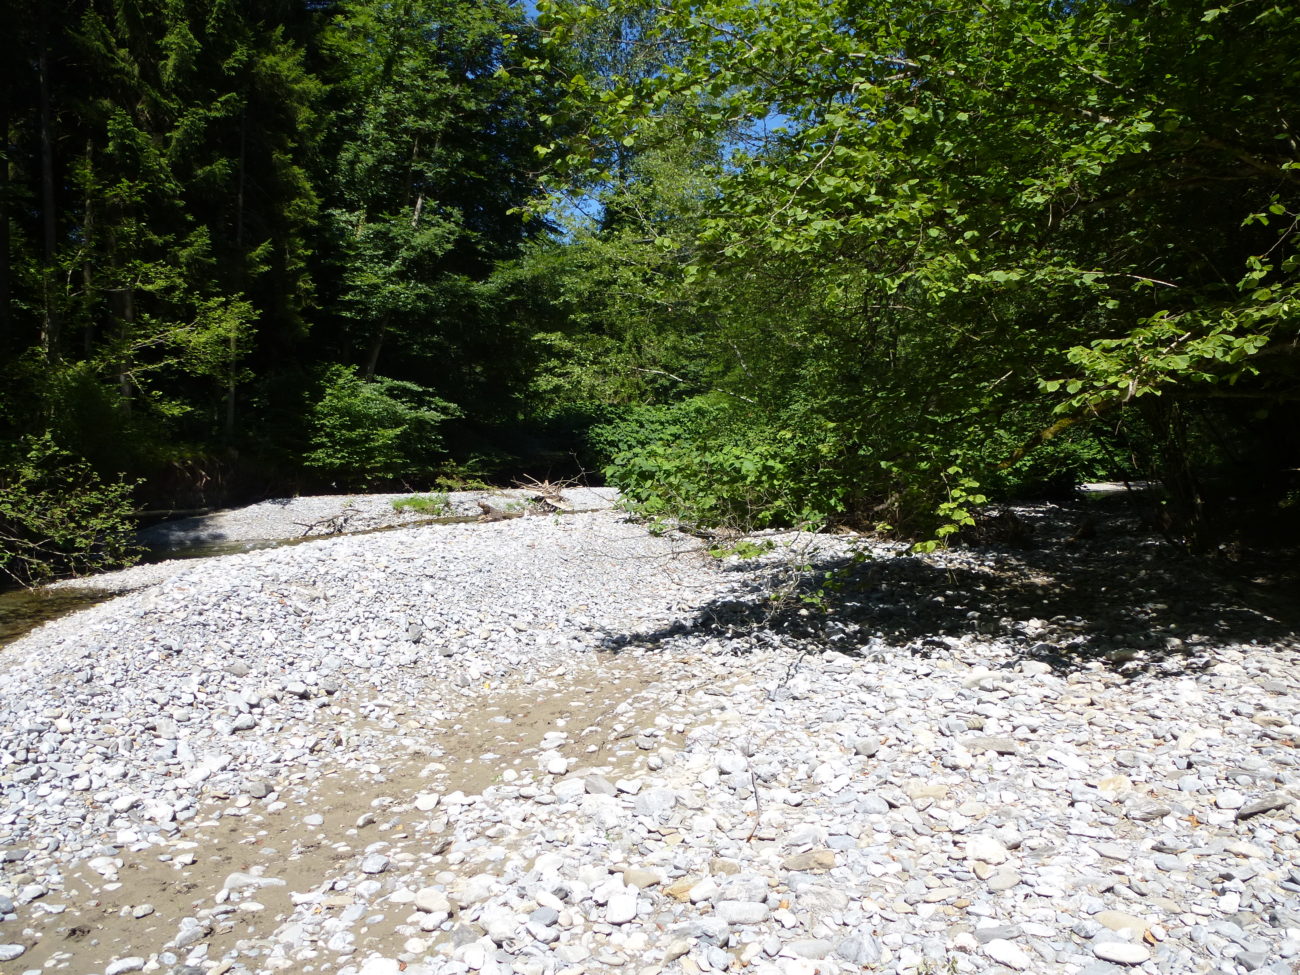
top-left (2, 494), bottom-right (1299, 975)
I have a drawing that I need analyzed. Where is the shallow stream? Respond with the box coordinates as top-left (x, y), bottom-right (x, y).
top-left (0, 586), bottom-right (115, 649)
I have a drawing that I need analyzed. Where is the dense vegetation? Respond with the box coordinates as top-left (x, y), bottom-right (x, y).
top-left (2, 0), bottom-right (1297, 581)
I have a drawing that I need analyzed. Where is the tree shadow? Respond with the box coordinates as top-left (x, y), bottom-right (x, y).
top-left (136, 512), bottom-right (231, 551)
top-left (604, 499), bottom-right (1299, 678)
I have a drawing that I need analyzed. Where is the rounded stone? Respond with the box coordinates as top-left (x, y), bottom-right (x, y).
top-left (1093, 942), bottom-right (1151, 965)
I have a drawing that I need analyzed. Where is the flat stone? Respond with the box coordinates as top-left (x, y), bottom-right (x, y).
top-left (1095, 911), bottom-right (1149, 937)
top-left (1093, 942), bottom-right (1151, 965)
top-left (1217, 789), bottom-right (1247, 810)
top-left (105, 959), bottom-right (146, 975)
top-left (526, 920), bottom-right (559, 943)
top-left (987, 870), bottom-right (1021, 891)
top-left (966, 835), bottom-right (1009, 865)
top-left (1094, 842), bottom-right (1129, 861)
top-left (361, 854), bottom-right (389, 874)
top-left (923, 886), bottom-right (960, 903)
top-left (529, 906), bottom-right (559, 927)
top-left (1126, 804), bottom-right (1170, 822)
top-left (782, 939), bottom-right (834, 960)
top-left (1237, 793), bottom-right (1292, 820)
top-left (414, 793), bottom-right (440, 812)
top-left (904, 780), bottom-right (949, 801)
top-left (556, 944), bottom-right (590, 963)
top-left (665, 878), bottom-right (697, 902)
top-left (0, 945), bottom-right (26, 962)
top-left (716, 900), bottom-right (769, 924)
top-left (415, 888), bottom-right (449, 914)
top-left (688, 878), bottom-right (719, 904)
top-left (782, 849), bottom-right (836, 872)
top-left (622, 868), bottom-right (663, 889)
top-left (963, 736), bottom-right (1019, 755)
top-left (984, 939), bottom-right (1032, 970)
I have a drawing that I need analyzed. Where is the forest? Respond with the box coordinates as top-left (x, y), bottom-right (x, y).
top-left (1, 0), bottom-right (1297, 584)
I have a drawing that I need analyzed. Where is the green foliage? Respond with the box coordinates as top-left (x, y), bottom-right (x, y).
top-left (5, 0), bottom-right (1297, 560)
top-left (316, 0), bottom-right (556, 413)
top-left (392, 492), bottom-right (451, 516)
top-left (0, 437), bottom-right (139, 587)
top-left (428, 470), bottom-right (495, 492)
top-left (592, 399), bottom-right (841, 531)
top-left (708, 539), bottom-right (775, 560)
top-left (533, 0), bottom-right (1300, 546)
top-left (303, 366), bottom-right (459, 487)
top-left (1, 0), bottom-right (561, 515)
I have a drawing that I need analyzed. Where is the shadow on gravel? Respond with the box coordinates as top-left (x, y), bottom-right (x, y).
top-left (609, 499), bottom-right (1300, 678)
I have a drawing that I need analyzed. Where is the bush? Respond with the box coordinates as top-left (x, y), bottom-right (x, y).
top-left (590, 398), bottom-right (844, 531)
top-left (303, 366), bottom-right (459, 487)
top-left (0, 436), bottom-right (139, 587)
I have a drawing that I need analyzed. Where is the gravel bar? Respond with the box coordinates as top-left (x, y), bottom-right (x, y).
top-left (2, 497), bottom-right (1299, 975)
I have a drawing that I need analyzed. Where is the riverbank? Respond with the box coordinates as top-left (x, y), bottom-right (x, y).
top-left (133, 487), bottom-right (620, 555)
top-left (0, 488), bottom-right (621, 648)
top-left (1, 497), bottom-right (1298, 975)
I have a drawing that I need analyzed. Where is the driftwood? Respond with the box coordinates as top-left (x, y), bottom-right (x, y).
top-left (293, 506), bottom-right (361, 536)
top-left (476, 500), bottom-right (524, 522)
top-left (511, 475), bottom-right (579, 512)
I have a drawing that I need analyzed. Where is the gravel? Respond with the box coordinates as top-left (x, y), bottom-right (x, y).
top-left (2, 493), bottom-right (1299, 975)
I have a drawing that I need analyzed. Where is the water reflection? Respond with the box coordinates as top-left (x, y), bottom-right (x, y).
top-left (0, 587), bottom-right (114, 649)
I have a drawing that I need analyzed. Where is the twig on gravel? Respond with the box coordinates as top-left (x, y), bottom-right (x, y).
top-left (746, 768), bottom-right (762, 842)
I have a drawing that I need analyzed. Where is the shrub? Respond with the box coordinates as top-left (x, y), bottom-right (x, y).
top-left (392, 492), bottom-right (451, 515)
top-left (591, 398), bottom-right (843, 531)
top-left (0, 436), bottom-right (139, 587)
top-left (303, 366), bottom-right (459, 487)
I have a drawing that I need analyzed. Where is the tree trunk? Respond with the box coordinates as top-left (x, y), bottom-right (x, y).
top-left (224, 107), bottom-right (247, 442)
top-left (37, 8), bottom-right (59, 364)
top-left (0, 100), bottom-right (9, 338)
top-left (116, 283), bottom-right (135, 412)
top-left (362, 321), bottom-right (386, 380)
top-left (82, 139), bottom-right (94, 355)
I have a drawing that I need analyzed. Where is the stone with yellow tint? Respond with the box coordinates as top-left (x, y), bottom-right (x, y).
top-left (1095, 910), bottom-right (1151, 938)
top-left (1096, 774), bottom-right (1134, 797)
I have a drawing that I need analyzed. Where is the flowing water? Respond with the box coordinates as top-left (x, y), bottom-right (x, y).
top-left (0, 586), bottom-right (116, 649)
